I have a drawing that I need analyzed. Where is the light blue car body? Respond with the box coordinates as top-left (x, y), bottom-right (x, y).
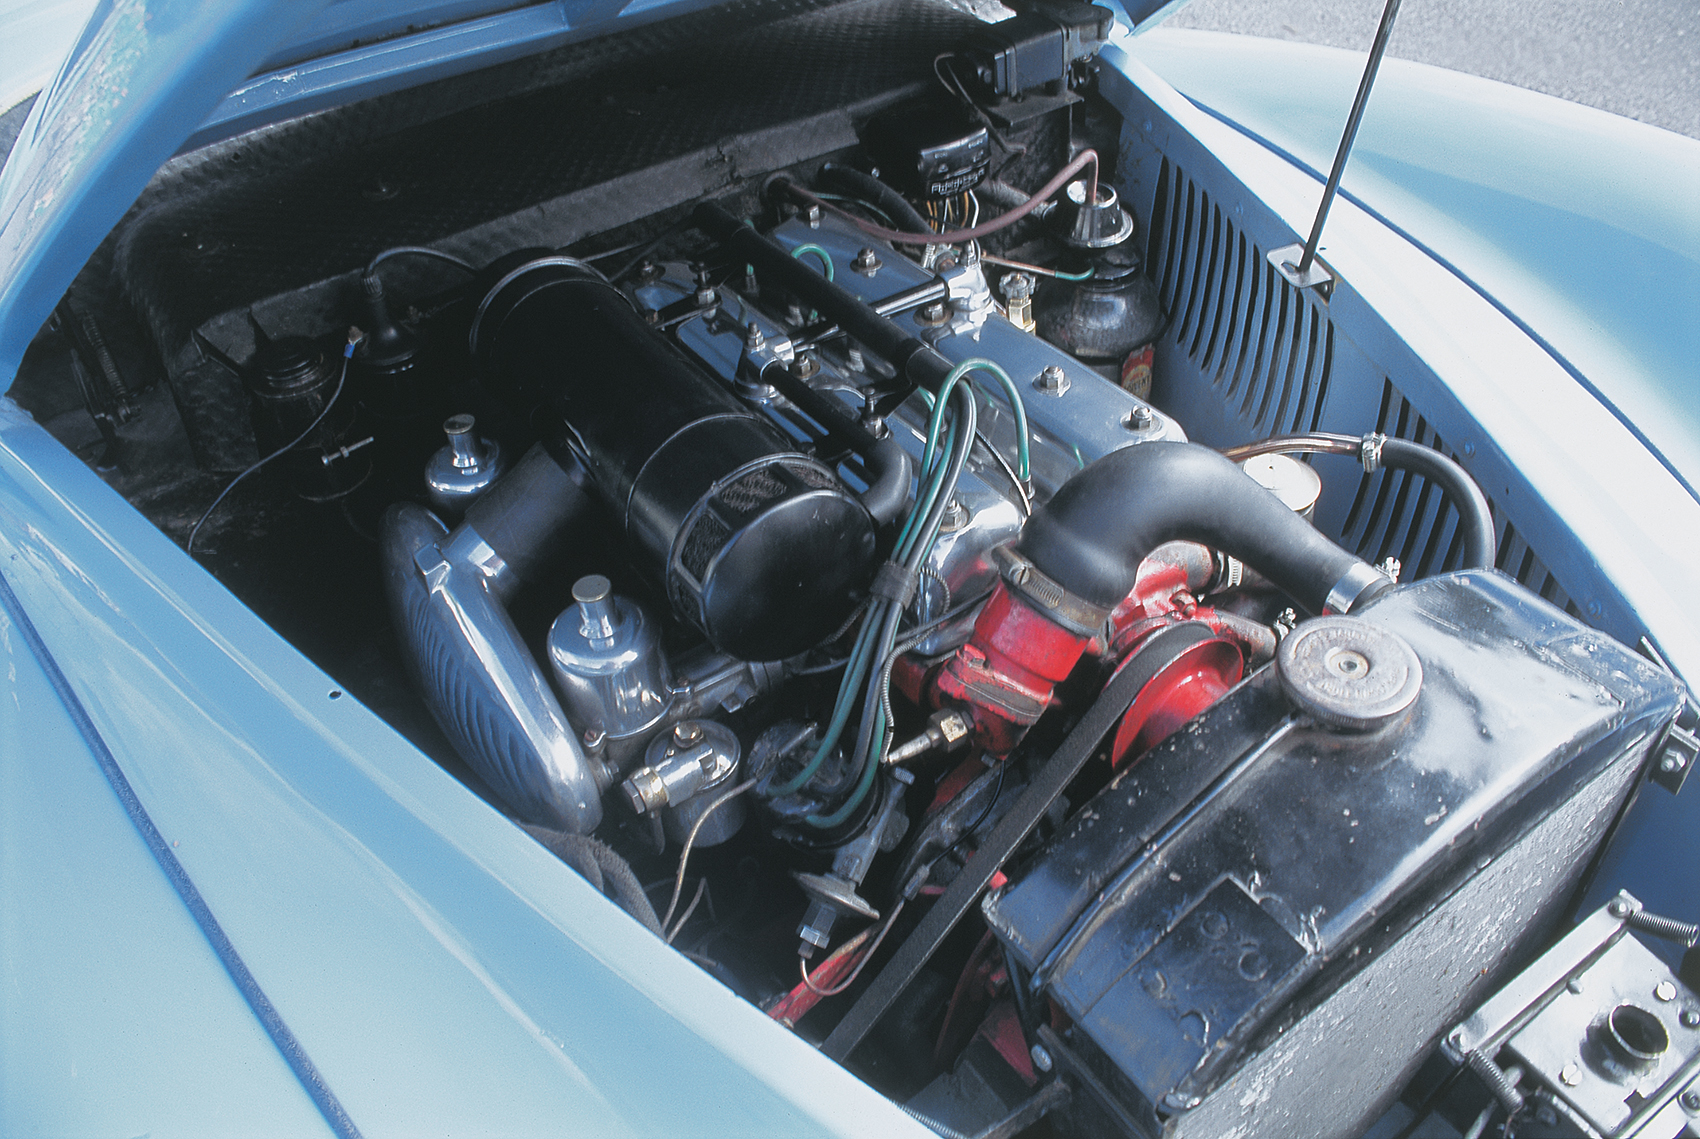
top-left (0, 3), bottom-right (1695, 1134)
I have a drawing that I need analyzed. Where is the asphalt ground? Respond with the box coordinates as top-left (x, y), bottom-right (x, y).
top-left (1168, 0), bottom-right (1700, 139)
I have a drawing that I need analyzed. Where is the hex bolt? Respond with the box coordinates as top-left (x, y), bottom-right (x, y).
top-left (918, 301), bottom-right (949, 325)
top-left (744, 322), bottom-right (766, 351)
top-left (805, 204), bottom-right (823, 228)
top-left (851, 247), bottom-right (882, 274)
top-left (1126, 405), bottom-right (1155, 431)
top-left (1035, 365), bottom-right (1069, 396)
top-left (673, 721), bottom-right (705, 748)
top-left (1030, 1044), bottom-right (1053, 1073)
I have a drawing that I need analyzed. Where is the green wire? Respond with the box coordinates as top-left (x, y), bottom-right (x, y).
top-left (925, 359), bottom-right (1030, 483)
top-left (770, 618), bottom-right (877, 796)
top-left (806, 709), bottom-right (885, 828)
top-left (789, 243), bottom-right (835, 281)
top-left (804, 383), bottom-right (977, 828)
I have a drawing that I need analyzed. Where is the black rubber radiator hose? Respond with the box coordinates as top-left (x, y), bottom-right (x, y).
top-left (1017, 442), bottom-right (1393, 617)
top-left (1221, 432), bottom-right (1497, 570)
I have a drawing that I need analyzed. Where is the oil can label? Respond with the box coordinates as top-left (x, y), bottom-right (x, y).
top-left (1121, 343), bottom-right (1154, 400)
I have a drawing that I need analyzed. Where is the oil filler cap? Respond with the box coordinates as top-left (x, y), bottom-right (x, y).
top-left (1276, 615), bottom-right (1422, 731)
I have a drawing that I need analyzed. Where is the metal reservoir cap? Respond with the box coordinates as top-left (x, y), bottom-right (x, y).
top-left (1276, 615), bottom-right (1422, 731)
top-left (1240, 453), bottom-right (1322, 519)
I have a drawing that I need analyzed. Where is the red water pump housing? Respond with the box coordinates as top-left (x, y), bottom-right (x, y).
top-left (931, 543), bottom-right (1254, 762)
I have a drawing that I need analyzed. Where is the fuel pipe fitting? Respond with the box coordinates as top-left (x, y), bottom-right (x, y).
top-left (933, 441), bottom-right (1395, 756)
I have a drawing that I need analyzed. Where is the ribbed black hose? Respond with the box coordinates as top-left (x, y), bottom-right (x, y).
top-left (1017, 441), bottom-right (1387, 616)
top-left (521, 826), bottom-right (665, 936)
top-left (818, 163), bottom-right (935, 235)
top-left (1378, 438), bottom-right (1496, 569)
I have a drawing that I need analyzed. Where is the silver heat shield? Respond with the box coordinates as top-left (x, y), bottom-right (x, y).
top-left (381, 502), bottom-right (607, 833)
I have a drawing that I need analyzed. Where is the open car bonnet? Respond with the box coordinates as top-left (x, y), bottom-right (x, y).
top-left (3, 3), bottom-right (1699, 1137)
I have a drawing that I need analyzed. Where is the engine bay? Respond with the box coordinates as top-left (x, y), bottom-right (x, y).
top-left (15, 0), bottom-right (1699, 1134)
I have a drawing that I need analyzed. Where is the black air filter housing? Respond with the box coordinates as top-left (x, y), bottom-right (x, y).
top-left (471, 258), bottom-right (876, 660)
top-left (983, 570), bottom-right (1683, 1137)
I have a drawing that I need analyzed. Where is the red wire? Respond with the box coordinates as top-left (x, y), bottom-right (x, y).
top-left (780, 150), bottom-right (1100, 247)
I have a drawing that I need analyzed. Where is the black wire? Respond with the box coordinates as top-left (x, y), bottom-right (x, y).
top-left (607, 215), bottom-right (693, 284)
top-left (364, 245), bottom-right (477, 279)
top-left (939, 761), bottom-right (1005, 867)
top-left (187, 341), bottom-right (358, 555)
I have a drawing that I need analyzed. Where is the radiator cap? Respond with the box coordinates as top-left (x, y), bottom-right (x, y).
top-left (1277, 615), bottom-right (1422, 731)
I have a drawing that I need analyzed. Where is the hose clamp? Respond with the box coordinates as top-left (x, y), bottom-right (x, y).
top-left (1324, 560), bottom-right (1392, 615)
top-left (1359, 432), bottom-right (1387, 475)
top-left (991, 546), bottom-right (1112, 638)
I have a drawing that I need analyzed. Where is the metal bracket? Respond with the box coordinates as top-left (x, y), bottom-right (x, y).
top-left (1268, 243), bottom-right (1335, 294)
top-left (1650, 697), bottom-right (1698, 795)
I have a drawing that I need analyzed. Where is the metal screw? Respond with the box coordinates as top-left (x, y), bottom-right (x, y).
top-left (744, 322), bottom-right (765, 350)
top-left (847, 345), bottom-right (866, 372)
top-left (321, 435), bottom-right (374, 465)
top-left (1030, 1044), bottom-right (1053, 1073)
top-left (1662, 749), bottom-right (1685, 772)
top-left (805, 204), bottom-right (822, 228)
top-left (1567, 979), bottom-right (1584, 995)
top-left (1560, 1062), bottom-right (1582, 1087)
top-left (1681, 1008), bottom-right (1700, 1028)
top-left (1683, 1088), bottom-right (1700, 1112)
top-left (673, 721), bottom-right (705, 748)
top-left (1609, 898), bottom-right (1633, 918)
top-left (1035, 365), bottom-right (1070, 396)
top-left (1126, 405), bottom-right (1155, 431)
top-left (918, 301), bottom-right (949, 325)
top-left (851, 248), bottom-right (882, 275)
top-left (1657, 980), bottom-right (1678, 1002)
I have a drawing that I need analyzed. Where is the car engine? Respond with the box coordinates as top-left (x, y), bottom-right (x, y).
top-left (15, 0), bottom-right (1697, 1133)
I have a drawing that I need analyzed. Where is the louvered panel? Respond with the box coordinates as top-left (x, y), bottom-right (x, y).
top-left (1335, 378), bottom-right (1578, 612)
top-left (1147, 159), bottom-right (1332, 441)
